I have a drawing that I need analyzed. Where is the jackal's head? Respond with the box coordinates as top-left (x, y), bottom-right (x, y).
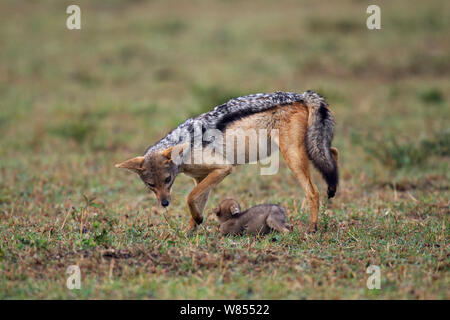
top-left (115, 146), bottom-right (183, 208)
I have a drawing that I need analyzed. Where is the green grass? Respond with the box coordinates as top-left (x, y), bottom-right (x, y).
top-left (0, 0), bottom-right (449, 299)
top-left (359, 130), bottom-right (450, 169)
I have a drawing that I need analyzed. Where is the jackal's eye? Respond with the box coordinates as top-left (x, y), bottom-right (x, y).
top-left (164, 176), bottom-right (171, 184)
top-left (146, 182), bottom-right (155, 188)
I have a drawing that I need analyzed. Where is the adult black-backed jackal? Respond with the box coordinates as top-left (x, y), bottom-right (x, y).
top-left (116, 91), bottom-right (339, 233)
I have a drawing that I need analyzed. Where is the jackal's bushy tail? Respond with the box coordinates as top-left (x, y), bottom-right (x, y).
top-left (303, 91), bottom-right (338, 198)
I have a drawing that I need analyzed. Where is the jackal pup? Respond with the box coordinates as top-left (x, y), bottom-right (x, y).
top-left (213, 199), bottom-right (291, 235)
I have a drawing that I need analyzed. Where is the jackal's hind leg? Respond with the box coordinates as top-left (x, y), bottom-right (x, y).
top-left (284, 153), bottom-right (319, 233)
top-left (279, 115), bottom-right (320, 233)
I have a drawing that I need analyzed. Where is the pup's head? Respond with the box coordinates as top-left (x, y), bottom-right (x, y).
top-left (115, 146), bottom-right (184, 208)
top-left (213, 199), bottom-right (241, 223)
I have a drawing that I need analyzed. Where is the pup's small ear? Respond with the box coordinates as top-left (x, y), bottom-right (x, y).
top-left (213, 208), bottom-right (220, 215)
top-left (230, 204), bottom-right (240, 215)
top-left (115, 156), bottom-right (145, 173)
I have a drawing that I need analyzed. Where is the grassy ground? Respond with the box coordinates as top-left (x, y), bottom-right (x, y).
top-left (0, 0), bottom-right (449, 299)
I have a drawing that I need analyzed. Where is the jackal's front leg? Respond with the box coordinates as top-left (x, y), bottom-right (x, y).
top-left (186, 166), bottom-right (233, 231)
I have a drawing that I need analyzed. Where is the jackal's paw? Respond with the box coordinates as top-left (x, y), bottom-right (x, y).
top-left (307, 223), bottom-right (318, 234)
top-left (194, 216), bottom-right (204, 225)
top-left (185, 218), bottom-right (202, 236)
top-left (185, 227), bottom-right (198, 237)
top-left (185, 222), bottom-right (198, 236)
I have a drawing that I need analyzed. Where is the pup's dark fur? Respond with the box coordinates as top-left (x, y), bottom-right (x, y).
top-left (213, 199), bottom-right (291, 235)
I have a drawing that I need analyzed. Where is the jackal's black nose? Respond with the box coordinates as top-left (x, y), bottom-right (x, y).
top-left (161, 199), bottom-right (169, 207)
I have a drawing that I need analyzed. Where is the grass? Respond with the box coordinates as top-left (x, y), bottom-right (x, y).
top-left (359, 130), bottom-right (450, 169)
top-left (0, 0), bottom-right (449, 299)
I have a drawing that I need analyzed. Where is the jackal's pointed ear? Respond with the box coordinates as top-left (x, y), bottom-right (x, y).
top-left (161, 147), bottom-right (174, 159)
top-left (162, 144), bottom-right (186, 162)
top-left (115, 156), bottom-right (145, 173)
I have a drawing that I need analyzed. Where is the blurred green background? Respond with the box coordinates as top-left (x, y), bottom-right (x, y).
top-left (0, 0), bottom-right (448, 299)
